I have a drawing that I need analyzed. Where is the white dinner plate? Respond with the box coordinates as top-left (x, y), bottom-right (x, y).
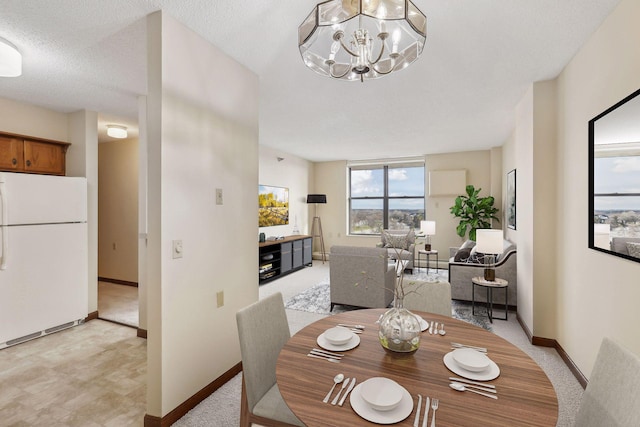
top-left (350, 382), bottom-right (413, 424)
top-left (443, 351), bottom-right (500, 381)
top-left (317, 331), bottom-right (360, 351)
top-left (415, 315), bottom-right (429, 332)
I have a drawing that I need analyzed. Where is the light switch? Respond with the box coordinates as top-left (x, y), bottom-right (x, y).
top-left (216, 291), bottom-right (224, 308)
top-left (216, 188), bottom-right (223, 205)
top-left (172, 240), bottom-right (183, 259)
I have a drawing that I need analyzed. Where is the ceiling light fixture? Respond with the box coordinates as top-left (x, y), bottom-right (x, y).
top-left (298, 0), bottom-right (427, 82)
top-left (106, 125), bottom-right (128, 139)
top-left (0, 37), bottom-right (22, 77)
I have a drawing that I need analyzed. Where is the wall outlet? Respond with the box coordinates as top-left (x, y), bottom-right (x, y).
top-left (216, 188), bottom-right (223, 205)
top-left (172, 240), bottom-right (183, 259)
top-left (216, 291), bottom-right (224, 308)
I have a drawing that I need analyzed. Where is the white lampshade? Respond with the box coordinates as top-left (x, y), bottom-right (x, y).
top-left (0, 37), bottom-right (22, 77)
top-left (420, 220), bottom-right (436, 236)
top-left (475, 229), bottom-right (504, 254)
top-left (106, 125), bottom-right (128, 139)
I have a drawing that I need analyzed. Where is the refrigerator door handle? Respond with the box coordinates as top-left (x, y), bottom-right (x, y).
top-left (0, 181), bottom-right (7, 270)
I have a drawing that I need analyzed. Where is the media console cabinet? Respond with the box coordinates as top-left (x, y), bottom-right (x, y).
top-left (259, 235), bottom-right (312, 284)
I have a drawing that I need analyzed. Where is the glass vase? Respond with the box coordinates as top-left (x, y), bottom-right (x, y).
top-left (378, 296), bottom-right (421, 354)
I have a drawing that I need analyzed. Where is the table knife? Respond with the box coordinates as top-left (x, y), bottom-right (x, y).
top-left (413, 394), bottom-right (422, 427)
top-left (422, 396), bottom-right (430, 427)
top-left (338, 378), bottom-right (356, 406)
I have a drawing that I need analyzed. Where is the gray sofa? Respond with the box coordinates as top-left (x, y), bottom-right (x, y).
top-left (329, 245), bottom-right (395, 311)
top-left (610, 237), bottom-right (640, 258)
top-left (448, 239), bottom-right (517, 307)
top-left (376, 229), bottom-right (416, 273)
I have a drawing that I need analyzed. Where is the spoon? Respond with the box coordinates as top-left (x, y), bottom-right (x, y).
top-left (439, 324), bottom-right (446, 335)
top-left (323, 373), bottom-right (344, 403)
top-left (449, 382), bottom-right (498, 399)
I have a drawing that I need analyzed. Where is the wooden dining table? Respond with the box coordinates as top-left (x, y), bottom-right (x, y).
top-left (276, 309), bottom-right (558, 427)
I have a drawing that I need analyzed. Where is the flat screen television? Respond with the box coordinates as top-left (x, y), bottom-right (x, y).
top-left (259, 185), bottom-right (289, 227)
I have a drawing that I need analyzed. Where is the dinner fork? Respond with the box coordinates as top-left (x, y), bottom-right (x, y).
top-left (430, 398), bottom-right (438, 427)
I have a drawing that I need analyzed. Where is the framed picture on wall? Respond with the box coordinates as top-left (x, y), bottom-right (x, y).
top-left (507, 169), bottom-right (516, 230)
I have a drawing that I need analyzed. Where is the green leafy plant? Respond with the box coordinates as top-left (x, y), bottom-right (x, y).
top-left (450, 185), bottom-right (500, 241)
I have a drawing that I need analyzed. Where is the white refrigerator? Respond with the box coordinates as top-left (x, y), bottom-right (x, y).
top-left (0, 172), bottom-right (88, 348)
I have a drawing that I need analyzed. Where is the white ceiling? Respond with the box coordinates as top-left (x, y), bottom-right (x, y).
top-left (0, 0), bottom-right (621, 161)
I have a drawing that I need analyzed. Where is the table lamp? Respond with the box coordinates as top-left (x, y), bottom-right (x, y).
top-left (475, 229), bottom-right (504, 281)
top-left (420, 220), bottom-right (436, 251)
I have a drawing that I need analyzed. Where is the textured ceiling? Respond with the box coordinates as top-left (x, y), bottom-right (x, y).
top-left (0, 0), bottom-right (622, 160)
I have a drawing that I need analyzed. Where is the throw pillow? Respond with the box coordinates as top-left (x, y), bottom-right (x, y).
top-left (454, 247), bottom-right (472, 262)
top-left (467, 245), bottom-right (486, 263)
top-left (460, 240), bottom-right (476, 250)
top-left (627, 242), bottom-right (640, 258)
top-left (385, 234), bottom-right (409, 250)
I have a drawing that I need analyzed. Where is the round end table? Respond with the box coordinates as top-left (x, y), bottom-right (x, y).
top-left (471, 276), bottom-right (508, 323)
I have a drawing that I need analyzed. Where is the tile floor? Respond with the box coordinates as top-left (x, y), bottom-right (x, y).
top-left (0, 319), bottom-right (146, 426)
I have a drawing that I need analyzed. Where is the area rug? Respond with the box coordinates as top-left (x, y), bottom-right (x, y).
top-left (284, 275), bottom-right (492, 331)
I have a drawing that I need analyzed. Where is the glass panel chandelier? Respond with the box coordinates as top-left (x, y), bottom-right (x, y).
top-left (298, 0), bottom-right (427, 82)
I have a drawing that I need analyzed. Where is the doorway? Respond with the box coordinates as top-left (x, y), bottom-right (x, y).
top-left (97, 117), bottom-right (140, 327)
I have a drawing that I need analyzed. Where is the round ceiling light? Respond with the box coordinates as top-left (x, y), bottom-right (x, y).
top-left (106, 125), bottom-right (128, 139)
top-left (0, 37), bottom-right (22, 77)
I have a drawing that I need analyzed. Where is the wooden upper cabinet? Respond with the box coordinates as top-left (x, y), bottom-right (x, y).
top-left (0, 132), bottom-right (70, 176)
top-left (0, 135), bottom-right (24, 171)
top-left (24, 140), bottom-right (67, 175)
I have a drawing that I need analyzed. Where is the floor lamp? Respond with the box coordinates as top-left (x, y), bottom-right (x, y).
top-left (307, 194), bottom-right (327, 263)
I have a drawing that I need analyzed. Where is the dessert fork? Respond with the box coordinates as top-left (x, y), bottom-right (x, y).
top-left (430, 398), bottom-right (438, 427)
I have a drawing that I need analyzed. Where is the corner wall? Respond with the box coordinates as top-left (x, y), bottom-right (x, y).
top-left (555, 0), bottom-right (640, 377)
top-left (146, 11), bottom-right (259, 418)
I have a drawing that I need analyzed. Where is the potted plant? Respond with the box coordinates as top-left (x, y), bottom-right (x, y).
top-left (450, 185), bottom-right (499, 241)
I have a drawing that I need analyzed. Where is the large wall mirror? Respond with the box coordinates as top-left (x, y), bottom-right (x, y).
top-left (589, 87), bottom-right (640, 263)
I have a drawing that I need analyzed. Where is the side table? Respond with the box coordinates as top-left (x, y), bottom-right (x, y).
top-left (471, 276), bottom-right (508, 323)
top-left (417, 249), bottom-right (438, 274)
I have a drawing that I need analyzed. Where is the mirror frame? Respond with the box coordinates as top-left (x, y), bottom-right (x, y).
top-left (588, 87), bottom-right (640, 263)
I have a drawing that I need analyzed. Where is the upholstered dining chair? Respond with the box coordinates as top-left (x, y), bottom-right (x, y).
top-left (573, 337), bottom-right (640, 427)
top-left (402, 280), bottom-right (452, 317)
top-left (236, 292), bottom-right (304, 427)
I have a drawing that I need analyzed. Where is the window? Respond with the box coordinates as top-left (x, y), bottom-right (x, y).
top-left (349, 161), bottom-right (425, 234)
top-left (594, 155), bottom-right (640, 237)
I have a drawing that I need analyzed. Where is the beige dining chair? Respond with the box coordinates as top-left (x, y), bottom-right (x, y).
top-left (573, 337), bottom-right (640, 427)
top-left (236, 292), bottom-right (304, 427)
top-left (402, 280), bottom-right (452, 317)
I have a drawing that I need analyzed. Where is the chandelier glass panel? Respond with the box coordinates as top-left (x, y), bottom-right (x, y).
top-left (298, 0), bottom-right (427, 82)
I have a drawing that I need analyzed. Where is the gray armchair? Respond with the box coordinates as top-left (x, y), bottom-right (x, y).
top-left (330, 245), bottom-right (395, 311)
top-left (448, 240), bottom-right (517, 307)
top-left (376, 229), bottom-right (416, 273)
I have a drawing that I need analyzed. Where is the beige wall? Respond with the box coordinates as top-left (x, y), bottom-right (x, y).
top-left (146, 12), bottom-right (259, 417)
top-left (426, 150), bottom-right (500, 263)
top-left (313, 152), bottom-right (500, 263)
top-left (98, 138), bottom-right (139, 282)
top-left (554, 0), bottom-right (640, 377)
top-left (259, 145), bottom-right (313, 238)
top-left (0, 97), bottom-right (68, 141)
top-left (513, 87), bottom-right (534, 329)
